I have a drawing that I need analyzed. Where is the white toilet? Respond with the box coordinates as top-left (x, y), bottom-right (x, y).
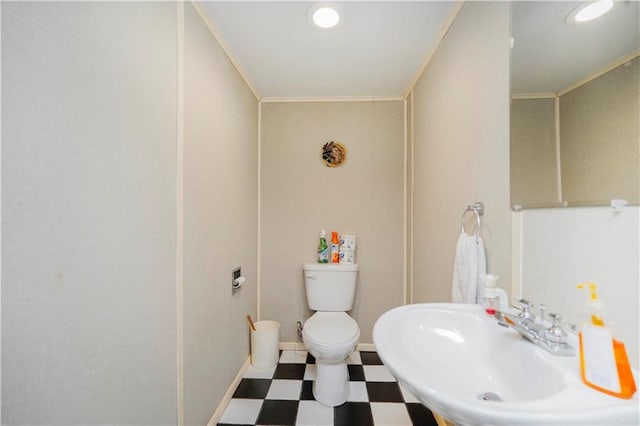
top-left (302, 263), bottom-right (360, 407)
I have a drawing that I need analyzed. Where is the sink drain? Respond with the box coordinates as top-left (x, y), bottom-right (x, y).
top-left (478, 392), bottom-right (502, 402)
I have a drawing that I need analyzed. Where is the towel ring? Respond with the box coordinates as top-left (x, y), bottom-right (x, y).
top-left (461, 202), bottom-right (484, 237)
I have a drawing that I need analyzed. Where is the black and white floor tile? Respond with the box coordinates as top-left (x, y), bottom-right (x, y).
top-left (217, 350), bottom-right (439, 426)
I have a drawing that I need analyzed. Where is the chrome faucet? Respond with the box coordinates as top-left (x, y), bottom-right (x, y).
top-left (517, 299), bottom-right (536, 321)
top-left (494, 300), bottom-right (575, 356)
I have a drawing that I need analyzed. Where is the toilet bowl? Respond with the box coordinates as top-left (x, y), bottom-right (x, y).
top-left (302, 263), bottom-right (360, 407)
top-left (303, 312), bottom-right (360, 406)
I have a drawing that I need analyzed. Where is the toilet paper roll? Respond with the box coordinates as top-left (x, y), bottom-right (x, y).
top-left (233, 276), bottom-right (246, 288)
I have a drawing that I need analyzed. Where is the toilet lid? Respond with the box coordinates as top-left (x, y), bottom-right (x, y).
top-left (304, 312), bottom-right (359, 345)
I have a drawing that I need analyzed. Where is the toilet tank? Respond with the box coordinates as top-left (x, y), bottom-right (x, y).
top-left (303, 263), bottom-right (358, 311)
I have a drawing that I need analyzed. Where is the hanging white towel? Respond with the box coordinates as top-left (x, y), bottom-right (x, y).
top-left (451, 232), bottom-right (487, 304)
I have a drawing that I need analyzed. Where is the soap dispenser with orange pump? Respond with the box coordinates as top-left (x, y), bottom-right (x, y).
top-left (577, 282), bottom-right (636, 399)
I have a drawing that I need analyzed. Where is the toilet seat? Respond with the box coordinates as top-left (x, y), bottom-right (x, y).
top-left (303, 312), bottom-right (359, 347)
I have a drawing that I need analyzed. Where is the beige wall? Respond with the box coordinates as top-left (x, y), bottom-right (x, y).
top-left (182, 3), bottom-right (258, 425)
top-left (2, 2), bottom-right (178, 423)
top-left (2, 3), bottom-right (259, 424)
top-left (411, 2), bottom-right (511, 303)
top-left (560, 57), bottom-right (639, 205)
top-left (260, 101), bottom-right (405, 343)
top-left (510, 98), bottom-right (560, 206)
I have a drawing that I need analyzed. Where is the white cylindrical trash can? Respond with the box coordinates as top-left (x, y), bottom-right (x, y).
top-left (250, 320), bottom-right (280, 368)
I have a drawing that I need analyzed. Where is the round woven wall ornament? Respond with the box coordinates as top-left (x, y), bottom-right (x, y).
top-left (321, 141), bottom-right (347, 167)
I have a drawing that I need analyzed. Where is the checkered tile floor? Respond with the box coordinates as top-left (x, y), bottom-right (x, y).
top-left (217, 350), bottom-right (438, 426)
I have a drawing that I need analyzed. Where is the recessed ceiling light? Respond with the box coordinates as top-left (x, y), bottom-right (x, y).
top-left (307, 3), bottom-right (343, 29)
top-left (566, 0), bottom-right (614, 24)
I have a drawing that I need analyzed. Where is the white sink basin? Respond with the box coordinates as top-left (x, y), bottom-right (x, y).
top-left (373, 303), bottom-right (639, 426)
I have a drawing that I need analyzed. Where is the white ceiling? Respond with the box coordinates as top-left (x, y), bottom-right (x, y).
top-left (201, 1), bottom-right (640, 99)
top-left (511, 1), bottom-right (639, 95)
top-left (200, 1), bottom-right (455, 99)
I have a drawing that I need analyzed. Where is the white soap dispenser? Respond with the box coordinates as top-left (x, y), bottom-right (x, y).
top-left (482, 274), bottom-right (508, 315)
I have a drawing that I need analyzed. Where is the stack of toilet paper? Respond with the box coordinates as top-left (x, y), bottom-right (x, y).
top-left (339, 235), bottom-right (357, 264)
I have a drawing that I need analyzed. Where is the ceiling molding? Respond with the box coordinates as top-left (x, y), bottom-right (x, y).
top-left (260, 96), bottom-right (406, 103)
top-left (557, 49), bottom-right (640, 96)
top-left (403, 0), bottom-right (466, 98)
top-left (511, 93), bottom-right (557, 100)
top-left (190, 0), bottom-right (262, 101)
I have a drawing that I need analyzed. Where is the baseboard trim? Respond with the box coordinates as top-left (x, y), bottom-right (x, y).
top-left (207, 356), bottom-right (251, 426)
top-left (356, 342), bottom-right (376, 352)
top-left (209, 342), bottom-right (379, 424)
top-left (279, 341), bottom-right (306, 351)
top-left (279, 341), bottom-right (377, 352)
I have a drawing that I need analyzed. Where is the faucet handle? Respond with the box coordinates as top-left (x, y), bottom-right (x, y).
top-left (546, 313), bottom-right (568, 345)
top-left (517, 299), bottom-right (535, 320)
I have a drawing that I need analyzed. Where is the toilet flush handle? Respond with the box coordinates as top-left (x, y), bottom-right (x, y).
top-left (305, 274), bottom-right (316, 279)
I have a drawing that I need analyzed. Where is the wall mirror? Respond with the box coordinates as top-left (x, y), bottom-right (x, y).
top-left (510, 1), bottom-right (639, 209)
